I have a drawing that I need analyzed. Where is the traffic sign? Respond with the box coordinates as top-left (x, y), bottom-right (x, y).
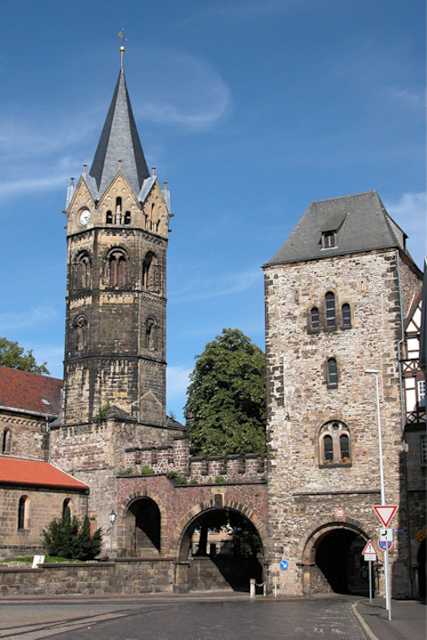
top-left (362, 539), bottom-right (377, 562)
top-left (279, 559), bottom-right (289, 571)
top-left (373, 504), bottom-right (398, 528)
top-left (378, 527), bottom-right (394, 551)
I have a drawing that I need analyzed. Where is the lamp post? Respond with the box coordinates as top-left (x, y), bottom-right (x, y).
top-left (109, 510), bottom-right (117, 555)
top-left (365, 369), bottom-right (391, 620)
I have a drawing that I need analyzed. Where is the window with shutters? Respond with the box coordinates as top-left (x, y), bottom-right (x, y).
top-left (327, 357), bottom-right (338, 388)
top-left (325, 292), bottom-right (336, 329)
top-left (309, 307), bottom-right (320, 332)
top-left (342, 303), bottom-right (352, 329)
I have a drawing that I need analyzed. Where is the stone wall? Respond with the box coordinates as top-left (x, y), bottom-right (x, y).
top-left (264, 248), bottom-right (421, 597)
top-left (0, 558), bottom-right (174, 597)
top-left (0, 487), bottom-right (88, 559)
top-left (114, 475), bottom-right (268, 559)
top-left (0, 410), bottom-right (46, 460)
top-left (64, 175), bottom-right (169, 428)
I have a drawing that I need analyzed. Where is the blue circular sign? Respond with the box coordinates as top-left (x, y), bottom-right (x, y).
top-left (279, 560), bottom-right (289, 571)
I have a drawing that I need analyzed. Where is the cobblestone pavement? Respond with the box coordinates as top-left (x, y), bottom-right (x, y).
top-left (0, 596), bottom-right (366, 640)
top-left (355, 599), bottom-right (426, 640)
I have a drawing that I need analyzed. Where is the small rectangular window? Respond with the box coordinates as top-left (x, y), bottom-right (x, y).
top-left (420, 435), bottom-right (427, 466)
top-left (321, 231), bottom-right (336, 249)
top-left (417, 380), bottom-right (426, 407)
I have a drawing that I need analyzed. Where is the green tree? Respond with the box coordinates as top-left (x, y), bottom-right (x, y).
top-left (42, 512), bottom-right (102, 560)
top-left (0, 337), bottom-right (49, 374)
top-left (185, 328), bottom-right (266, 456)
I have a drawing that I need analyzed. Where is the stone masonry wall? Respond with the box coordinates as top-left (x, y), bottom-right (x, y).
top-left (0, 559), bottom-right (175, 596)
top-left (264, 248), bottom-right (420, 597)
top-left (0, 487), bottom-right (88, 559)
top-left (0, 411), bottom-right (46, 460)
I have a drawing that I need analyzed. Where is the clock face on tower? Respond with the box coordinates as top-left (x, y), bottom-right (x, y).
top-left (79, 209), bottom-right (91, 226)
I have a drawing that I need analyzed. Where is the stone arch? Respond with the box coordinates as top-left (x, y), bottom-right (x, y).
top-left (302, 520), bottom-right (371, 596)
top-left (176, 500), bottom-right (266, 593)
top-left (123, 495), bottom-right (162, 557)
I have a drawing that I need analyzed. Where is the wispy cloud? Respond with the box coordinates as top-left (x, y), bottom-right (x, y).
top-left (386, 191), bottom-right (426, 266)
top-left (170, 268), bottom-right (261, 303)
top-left (0, 175), bottom-right (68, 199)
top-left (0, 306), bottom-right (58, 331)
top-left (136, 50), bottom-right (231, 130)
top-left (388, 87), bottom-right (426, 110)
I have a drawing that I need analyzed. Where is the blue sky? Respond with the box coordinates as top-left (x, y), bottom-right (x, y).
top-left (0, 0), bottom-right (425, 419)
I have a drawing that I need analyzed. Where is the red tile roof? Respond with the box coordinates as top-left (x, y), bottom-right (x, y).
top-left (0, 456), bottom-right (88, 490)
top-left (0, 366), bottom-right (62, 416)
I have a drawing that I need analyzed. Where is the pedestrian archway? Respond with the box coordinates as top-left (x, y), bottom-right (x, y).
top-left (126, 497), bottom-right (161, 556)
top-left (179, 507), bottom-right (265, 592)
top-left (304, 524), bottom-right (370, 596)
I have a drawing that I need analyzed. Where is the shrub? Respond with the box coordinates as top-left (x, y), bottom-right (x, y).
top-left (166, 471), bottom-right (188, 485)
top-left (42, 512), bottom-right (102, 561)
top-left (140, 465), bottom-right (154, 476)
top-left (215, 476), bottom-right (226, 485)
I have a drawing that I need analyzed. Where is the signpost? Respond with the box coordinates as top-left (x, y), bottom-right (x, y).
top-left (362, 540), bottom-right (377, 603)
top-left (372, 503), bottom-right (399, 620)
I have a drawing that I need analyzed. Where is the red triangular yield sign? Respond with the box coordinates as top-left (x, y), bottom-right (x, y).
top-left (372, 504), bottom-right (398, 527)
top-left (362, 539), bottom-right (376, 555)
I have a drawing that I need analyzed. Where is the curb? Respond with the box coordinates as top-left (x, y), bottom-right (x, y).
top-left (352, 601), bottom-right (380, 640)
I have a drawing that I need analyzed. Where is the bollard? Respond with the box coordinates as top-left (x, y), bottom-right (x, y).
top-left (250, 578), bottom-right (256, 599)
top-left (263, 582), bottom-right (267, 597)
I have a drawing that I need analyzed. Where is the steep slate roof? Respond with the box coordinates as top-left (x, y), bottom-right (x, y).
top-left (89, 68), bottom-right (150, 197)
top-left (0, 456), bottom-right (87, 490)
top-left (266, 191), bottom-right (409, 266)
top-left (0, 366), bottom-right (62, 417)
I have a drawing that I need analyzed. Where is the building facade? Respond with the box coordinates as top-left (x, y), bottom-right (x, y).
top-left (264, 192), bottom-right (425, 597)
top-left (0, 51), bottom-right (425, 598)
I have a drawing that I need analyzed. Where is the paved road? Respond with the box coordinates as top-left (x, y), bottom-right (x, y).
top-left (0, 596), bottom-right (366, 640)
top-left (356, 599), bottom-right (426, 640)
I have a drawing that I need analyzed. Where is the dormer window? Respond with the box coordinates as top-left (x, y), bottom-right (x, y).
top-left (321, 231), bottom-right (336, 249)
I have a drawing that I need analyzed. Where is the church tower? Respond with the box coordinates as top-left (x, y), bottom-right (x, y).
top-left (63, 49), bottom-right (171, 429)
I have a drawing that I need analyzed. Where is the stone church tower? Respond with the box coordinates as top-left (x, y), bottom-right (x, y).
top-left (63, 55), bottom-right (171, 429)
top-left (264, 192), bottom-right (422, 597)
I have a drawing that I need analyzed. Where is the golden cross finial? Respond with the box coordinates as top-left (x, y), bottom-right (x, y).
top-left (117, 29), bottom-right (127, 70)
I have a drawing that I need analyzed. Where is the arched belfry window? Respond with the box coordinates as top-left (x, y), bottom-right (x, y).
top-left (326, 357), bottom-right (338, 388)
top-left (17, 495), bottom-right (29, 530)
top-left (319, 421), bottom-right (351, 466)
top-left (309, 307), bottom-right (320, 332)
top-left (106, 210), bottom-right (113, 224)
top-left (124, 211), bottom-right (131, 225)
top-left (2, 428), bottom-right (11, 454)
top-left (342, 303), bottom-right (352, 329)
top-left (145, 318), bottom-right (157, 351)
top-left (75, 252), bottom-right (91, 290)
top-left (73, 314), bottom-right (88, 352)
top-left (142, 252), bottom-right (160, 292)
top-left (325, 292), bottom-right (336, 329)
top-left (107, 249), bottom-right (128, 288)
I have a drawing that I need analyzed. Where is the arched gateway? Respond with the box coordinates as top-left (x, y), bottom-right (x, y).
top-left (178, 506), bottom-right (265, 592)
top-left (302, 522), bottom-right (371, 596)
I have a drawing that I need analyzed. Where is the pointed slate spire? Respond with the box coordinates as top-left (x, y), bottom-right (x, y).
top-left (89, 64), bottom-right (150, 197)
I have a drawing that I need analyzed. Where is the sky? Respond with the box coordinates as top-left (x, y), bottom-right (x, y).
top-left (0, 0), bottom-right (425, 420)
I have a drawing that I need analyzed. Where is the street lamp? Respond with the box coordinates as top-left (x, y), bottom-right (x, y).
top-left (365, 369), bottom-right (391, 619)
top-left (109, 510), bottom-right (117, 555)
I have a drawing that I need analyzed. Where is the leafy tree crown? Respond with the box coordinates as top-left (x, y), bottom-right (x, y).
top-left (0, 337), bottom-right (49, 374)
top-left (185, 328), bottom-right (266, 456)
